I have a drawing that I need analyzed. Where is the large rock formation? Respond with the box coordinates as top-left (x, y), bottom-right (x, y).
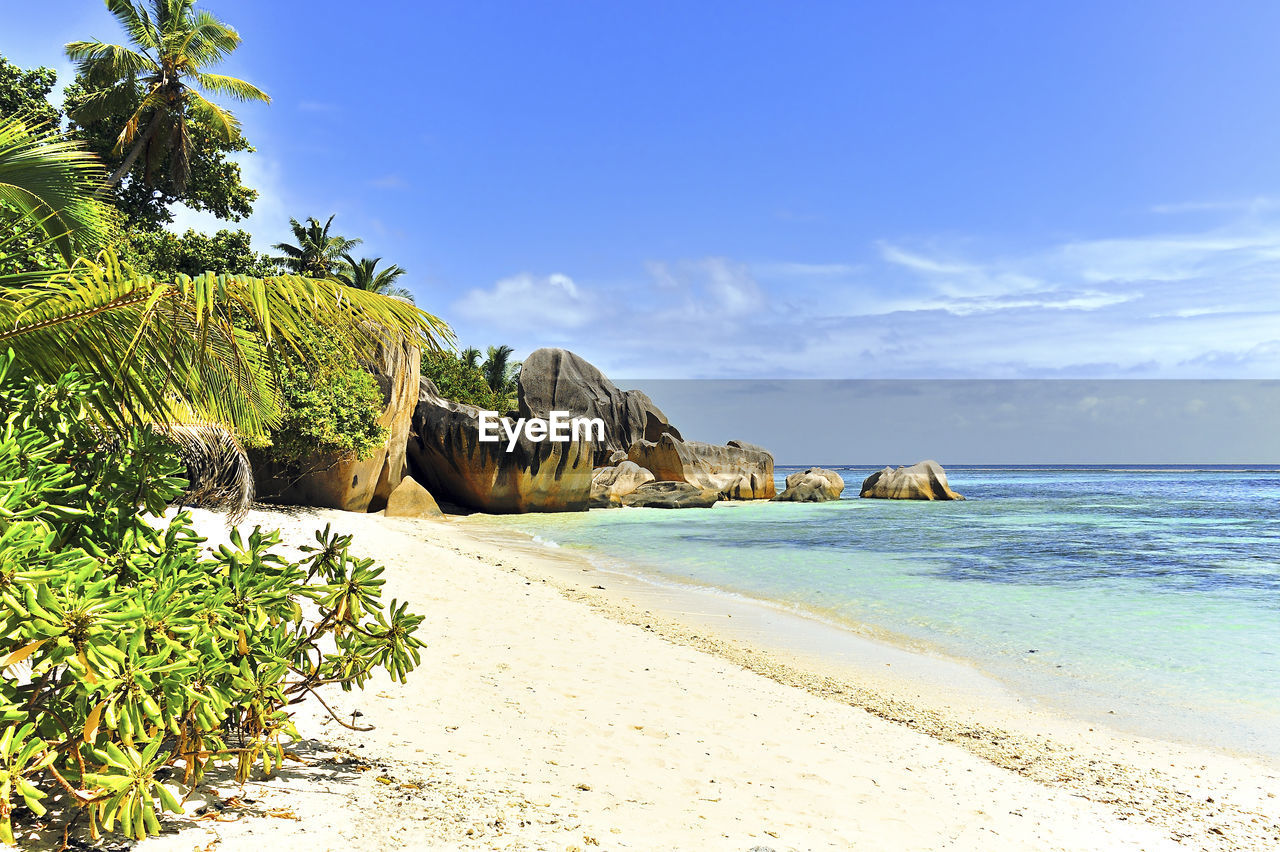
top-left (589, 461), bottom-right (655, 508)
top-left (406, 379), bottom-right (593, 513)
top-left (774, 467), bottom-right (845, 502)
top-left (254, 338), bottom-right (420, 513)
top-left (626, 434), bottom-right (776, 500)
top-left (517, 348), bottom-right (682, 466)
top-left (860, 460), bottom-right (964, 501)
top-left (621, 481), bottom-right (718, 509)
top-left (383, 476), bottom-right (445, 519)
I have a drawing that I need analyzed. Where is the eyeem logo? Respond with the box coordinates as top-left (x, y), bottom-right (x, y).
top-left (478, 410), bottom-right (605, 451)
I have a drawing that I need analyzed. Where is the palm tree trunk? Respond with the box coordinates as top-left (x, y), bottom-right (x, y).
top-left (103, 111), bottom-right (164, 189)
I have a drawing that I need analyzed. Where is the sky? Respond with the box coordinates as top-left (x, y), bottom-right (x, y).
top-left (7, 1), bottom-right (1280, 391)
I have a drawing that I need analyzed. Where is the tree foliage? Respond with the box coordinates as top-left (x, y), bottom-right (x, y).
top-left (272, 215), bottom-right (360, 278)
top-left (0, 357), bottom-right (425, 842)
top-left (0, 116), bottom-right (443, 436)
top-left (335, 254), bottom-right (412, 301)
top-left (65, 0), bottom-right (270, 212)
top-left (0, 116), bottom-right (451, 515)
top-left (421, 345), bottom-right (521, 412)
top-left (255, 329), bottom-right (388, 467)
top-left (421, 350), bottom-right (504, 411)
top-left (0, 56), bottom-right (60, 129)
top-left (0, 115), bottom-right (116, 272)
top-left (121, 226), bottom-right (274, 278)
top-left (62, 74), bottom-right (257, 232)
top-left (481, 345), bottom-right (520, 408)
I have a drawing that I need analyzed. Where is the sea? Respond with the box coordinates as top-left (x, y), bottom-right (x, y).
top-left (478, 466), bottom-right (1280, 759)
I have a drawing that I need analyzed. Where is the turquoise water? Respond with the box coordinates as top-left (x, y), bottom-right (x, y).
top-left (480, 468), bottom-right (1280, 758)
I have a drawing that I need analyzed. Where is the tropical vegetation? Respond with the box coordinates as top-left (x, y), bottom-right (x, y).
top-left (422, 344), bottom-right (522, 412)
top-left (335, 253), bottom-right (412, 301)
top-left (0, 358), bottom-right (424, 843)
top-left (272, 215), bottom-right (360, 278)
top-left (64, 0), bottom-right (269, 213)
top-left (0, 1), bottom-right (455, 840)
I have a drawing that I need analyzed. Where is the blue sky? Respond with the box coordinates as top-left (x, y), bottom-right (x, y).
top-left (8, 1), bottom-right (1280, 381)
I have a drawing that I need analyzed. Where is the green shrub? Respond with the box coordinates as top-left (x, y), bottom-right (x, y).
top-left (421, 350), bottom-right (504, 411)
top-left (0, 352), bottom-right (424, 843)
top-left (258, 329), bottom-right (389, 466)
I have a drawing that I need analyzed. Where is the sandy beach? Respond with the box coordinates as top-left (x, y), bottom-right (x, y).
top-left (135, 506), bottom-right (1280, 852)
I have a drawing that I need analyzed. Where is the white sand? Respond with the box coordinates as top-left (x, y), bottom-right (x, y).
top-left (136, 507), bottom-right (1280, 851)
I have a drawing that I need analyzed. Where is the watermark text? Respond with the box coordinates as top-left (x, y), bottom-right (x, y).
top-left (478, 410), bottom-right (605, 451)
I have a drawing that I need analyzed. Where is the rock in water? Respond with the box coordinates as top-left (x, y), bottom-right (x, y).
top-left (621, 481), bottom-right (718, 509)
top-left (383, 476), bottom-right (445, 519)
top-left (627, 434), bottom-right (776, 500)
top-left (860, 460), bottom-right (964, 500)
top-left (774, 467), bottom-right (845, 502)
top-left (406, 379), bottom-right (593, 513)
top-left (590, 461), bottom-right (656, 508)
top-left (516, 348), bottom-right (681, 466)
top-left (254, 337), bottom-right (419, 512)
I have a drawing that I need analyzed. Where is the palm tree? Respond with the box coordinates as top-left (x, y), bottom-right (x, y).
top-left (459, 346), bottom-right (482, 370)
top-left (65, 0), bottom-right (270, 192)
top-left (0, 116), bottom-right (453, 507)
top-left (336, 254), bottom-right (413, 301)
top-left (481, 344), bottom-right (520, 401)
top-left (272, 215), bottom-right (360, 278)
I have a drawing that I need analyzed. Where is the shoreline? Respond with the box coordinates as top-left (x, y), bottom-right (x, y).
top-left (455, 512), bottom-right (1280, 845)
top-left (470, 500), bottom-right (1280, 764)
top-left (138, 506), bottom-right (1279, 851)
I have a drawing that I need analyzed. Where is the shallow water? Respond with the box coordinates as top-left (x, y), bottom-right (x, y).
top-left (480, 467), bottom-right (1280, 758)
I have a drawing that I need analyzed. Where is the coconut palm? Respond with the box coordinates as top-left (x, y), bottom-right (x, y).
top-left (481, 344), bottom-right (520, 401)
top-left (459, 346), bottom-right (482, 370)
top-left (65, 0), bottom-right (270, 192)
top-left (272, 215), bottom-right (360, 278)
top-left (0, 115), bottom-right (452, 489)
top-left (336, 254), bottom-right (413, 301)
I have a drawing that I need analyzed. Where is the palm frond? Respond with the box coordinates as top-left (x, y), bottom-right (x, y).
top-left (195, 72), bottom-right (270, 104)
top-left (64, 40), bottom-right (156, 79)
top-left (112, 88), bottom-right (165, 152)
top-left (181, 11), bottom-right (243, 68)
top-left (0, 251), bottom-right (453, 441)
top-left (184, 89), bottom-right (239, 142)
top-left (0, 115), bottom-right (114, 263)
top-left (105, 0), bottom-right (160, 52)
top-left (167, 112), bottom-right (193, 191)
top-left (67, 81), bottom-right (142, 125)
top-left (165, 419), bottom-right (254, 521)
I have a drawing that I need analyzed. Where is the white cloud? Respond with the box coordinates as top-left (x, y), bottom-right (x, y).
top-left (753, 261), bottom-right (862, 278)
top-left (640, 257), bottom-right (767, 320)
top-left (645, 260), bottom-right (681, 290)
top-left (879, 242), bottom-right (1044, 299)
top-left (702, 258), bottom-right (764, 316)
top-left (454, 273), bottom-right (594, 330)
top-left (925, 290), bottom-right (1135, 316)
top-left (449, 208), bottom-right (1280, 380)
